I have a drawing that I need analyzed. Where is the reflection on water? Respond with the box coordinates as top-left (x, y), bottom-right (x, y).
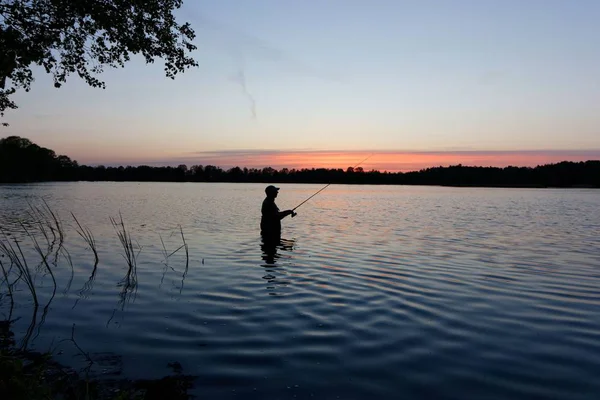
top-left (261, 236), bottom-right (295, 265)
top-left (0, 182), bottom-right (599, 399)
top-left (261, 236), bottom-right (296, 296)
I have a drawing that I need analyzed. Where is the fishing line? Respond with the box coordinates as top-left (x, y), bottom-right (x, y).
top-left (291, 154), bottom-right (373, 214)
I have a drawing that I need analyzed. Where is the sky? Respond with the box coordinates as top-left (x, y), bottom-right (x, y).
top-left (4, 0), bottom-right (600, 172)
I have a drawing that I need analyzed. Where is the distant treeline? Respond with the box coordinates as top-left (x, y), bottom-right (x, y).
top-left (1, 136), bottom-right (599, 187)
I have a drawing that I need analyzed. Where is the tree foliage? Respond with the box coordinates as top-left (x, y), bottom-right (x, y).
top-left (2, 136), bottom-right (600, 188)
top-left (0, 135), bottom-right (78, 181)
top-left (0, 0), bottom-right (197, 125)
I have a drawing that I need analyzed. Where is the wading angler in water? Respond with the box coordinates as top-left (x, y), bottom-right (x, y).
top-left (260, 185), bottom-right (296, 240)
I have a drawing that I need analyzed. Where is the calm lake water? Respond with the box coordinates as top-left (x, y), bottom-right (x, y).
top-left (1, 182), bottom-right (599, 399)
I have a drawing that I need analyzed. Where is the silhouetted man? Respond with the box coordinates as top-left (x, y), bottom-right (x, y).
top-left (261, 185), bottom-right (296, 239)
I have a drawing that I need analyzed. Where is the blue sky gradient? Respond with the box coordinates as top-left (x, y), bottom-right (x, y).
top-left (4, 0), bottom-right (600, 170)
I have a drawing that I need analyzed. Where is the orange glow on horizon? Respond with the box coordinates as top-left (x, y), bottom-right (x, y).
top-left (175, 151), bottom-right (600, 173)
top-left (82, 149), bottom-right (600, 173)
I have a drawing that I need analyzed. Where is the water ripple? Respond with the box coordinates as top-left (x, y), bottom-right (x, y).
top-left (1, 183), bottom-right (599, 399)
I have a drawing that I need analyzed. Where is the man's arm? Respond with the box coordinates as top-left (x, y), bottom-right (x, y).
top-left (278, 210), bottom-right (296, 219)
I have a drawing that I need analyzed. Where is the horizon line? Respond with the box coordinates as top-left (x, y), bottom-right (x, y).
top-left (84, 157), bottom-right (600, 174)
top-left (78, 148), bottom-right (600, 173)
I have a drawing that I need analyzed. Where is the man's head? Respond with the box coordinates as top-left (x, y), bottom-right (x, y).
top-left (265, 185), bottom-right (279, 198)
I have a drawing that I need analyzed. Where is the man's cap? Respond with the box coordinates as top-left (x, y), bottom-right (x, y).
top-left (265, 185), bottom-right (280, 194)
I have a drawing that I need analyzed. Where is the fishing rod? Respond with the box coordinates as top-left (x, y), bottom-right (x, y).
top-left (291, 154), bottom-right (373, 215)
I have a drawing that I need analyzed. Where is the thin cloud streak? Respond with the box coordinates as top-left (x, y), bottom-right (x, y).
top-left (86, 149), bottom-right (600, 173)
top-left (186, 8), bottom-right (343, 84)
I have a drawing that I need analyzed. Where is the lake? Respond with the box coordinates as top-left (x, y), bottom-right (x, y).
top-left (1, 182), bottom-right (599, 399)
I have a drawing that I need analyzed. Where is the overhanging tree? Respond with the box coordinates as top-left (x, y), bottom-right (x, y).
top-left (0, 0), bottom-right (198, 125)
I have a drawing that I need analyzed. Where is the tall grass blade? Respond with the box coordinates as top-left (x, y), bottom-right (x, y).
top-left (0, 259), bottom-right (15, 320)
top-left (179, 225), bottom-right (189, 295)
top-left (0, 229), bottom-right (38, 307)
top-left (110, 213), bottom-right (139, 310)
top-left (71, 212), bottom-right (99, 266)
top-left (61, 246), bottom-right (75, 295)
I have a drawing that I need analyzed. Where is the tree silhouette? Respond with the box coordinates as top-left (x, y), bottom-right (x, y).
top-left (0, 135), bottom-right (77, 181)
top-left (1, 136), bottom-right (599, 187)
top-left (1, 0), bottom-right (197, 125)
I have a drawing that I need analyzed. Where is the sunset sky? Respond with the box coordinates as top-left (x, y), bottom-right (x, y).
top-left (5, 0), bottom-right (600, 172)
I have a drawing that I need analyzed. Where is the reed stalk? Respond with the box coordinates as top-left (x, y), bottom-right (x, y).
top-left (71, 212), bottom-right (99, 266)
top-left (0, 229), bottom-right (39, 307)
top-left (179, 225), bottom-right (189, 294)
top-left (111, 213), bottom-right (139, 309)
top-left (110, 212), bottom-right (138, 273)
top-left (0, 258), bottom-right (15, 319)
top-left (21, 222), bottom-right (57, 301)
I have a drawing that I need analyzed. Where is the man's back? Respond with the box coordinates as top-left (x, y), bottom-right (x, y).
top-left (261, 196), bottom-right (281, 236)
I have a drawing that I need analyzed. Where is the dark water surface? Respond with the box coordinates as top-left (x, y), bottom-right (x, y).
top-left (1, 182), bottom-right (599, 399)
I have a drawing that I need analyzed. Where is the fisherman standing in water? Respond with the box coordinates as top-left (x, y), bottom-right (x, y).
top-left (261, 185), bottom-right (296, 239)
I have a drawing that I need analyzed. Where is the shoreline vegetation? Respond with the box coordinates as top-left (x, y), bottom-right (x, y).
top-left (1, 201), bottom-right (196, 399)
top-left (1, 136), bottom-right (600, 188)
top-left (1, 327), bottom-right (196, 400)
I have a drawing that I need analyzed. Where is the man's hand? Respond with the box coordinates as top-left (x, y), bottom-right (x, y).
top-left (279, 210), bottom-right (297, 219)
